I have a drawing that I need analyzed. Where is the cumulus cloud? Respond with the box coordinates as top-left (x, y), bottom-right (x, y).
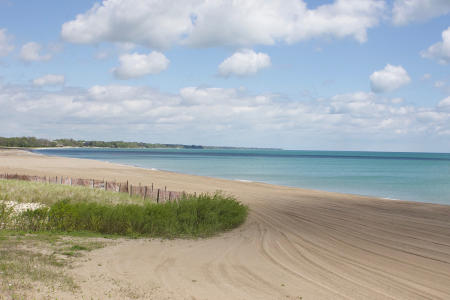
top-left (1, 82), bottom-right (450, 150)
top-left (421, 26), bottom-right (450, 65)
top-left (218, 49), bottom-right (271, 77)
top-left (32, 74), bottom-right (65, 86)
top-left (61, 0), bottom-right (385, 49)
top-left (0, 28), bottom-right (14, 56)
top-left (370, 64), bottom-right (411, 93)
top-left (113, 51), bottom-right (169, 79)
top-left (392, 0), bottom-right (450, 25)
top-left (20, 42), bottom-right (52, 62)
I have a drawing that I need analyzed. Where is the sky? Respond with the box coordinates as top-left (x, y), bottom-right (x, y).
top-left (0, 0), bottom-right (449, 152)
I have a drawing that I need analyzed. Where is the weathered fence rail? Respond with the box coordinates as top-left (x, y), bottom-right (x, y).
top-left (0, 173), bottom-right (183, 203)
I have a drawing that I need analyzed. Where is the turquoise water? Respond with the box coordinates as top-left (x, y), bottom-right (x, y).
top-left (33, 148), bottom-right (450, 205)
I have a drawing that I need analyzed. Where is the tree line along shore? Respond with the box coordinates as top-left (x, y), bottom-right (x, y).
top-left (0, 136), bottom-right (280, 150)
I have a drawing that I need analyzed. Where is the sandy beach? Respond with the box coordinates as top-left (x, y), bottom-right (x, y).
top-left (1, 148), bottom-right (450, 299)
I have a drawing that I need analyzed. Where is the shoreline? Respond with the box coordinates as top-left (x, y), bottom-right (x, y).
top-left (1, 148), bottom-right (450, 299)
top-left (30, 148), bottom-right (448, 206)
top-left (16, 148), bottom-right (421, 205)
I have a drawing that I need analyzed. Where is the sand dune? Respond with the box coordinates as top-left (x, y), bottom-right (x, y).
top-left (1, 149), bottom-right (450, 299)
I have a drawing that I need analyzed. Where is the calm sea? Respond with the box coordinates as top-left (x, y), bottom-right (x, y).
top-left (33, 148), bottom-right (450, 205)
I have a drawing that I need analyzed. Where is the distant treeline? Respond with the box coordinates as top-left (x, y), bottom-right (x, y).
top-left (0, 136), bottom-right (277, 150)
top-left (0, 136), bottom-right (205, 149)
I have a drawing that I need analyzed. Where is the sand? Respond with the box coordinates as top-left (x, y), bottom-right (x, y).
top-left (1, 149), bottom-right (449, 299)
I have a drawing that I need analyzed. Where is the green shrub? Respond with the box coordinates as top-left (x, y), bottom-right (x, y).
top-left (15, 207), bottom-right (49, 231)
top-left (11, 193), bottom-right (247, 238)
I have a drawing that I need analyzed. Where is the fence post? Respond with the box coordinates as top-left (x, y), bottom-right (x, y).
top-left (129, 184), bottom-right (132, 196)
top-left (70, 178), bottom-right (72, 186)
top-left (151, 183), bottom-right (153, 192)
top-left (144, 186), bottom-right (147, 200)
top-left (169, 192), bottom-right (172, 202)
top-left (105, 180), bottom-right (107, 191)
top-left (164, 186), bottom-right (167, 201)
top-left (157, 189), bottom-right (160, 203)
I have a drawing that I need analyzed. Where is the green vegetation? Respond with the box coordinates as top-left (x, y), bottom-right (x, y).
top-left (0, 136), bottom-right (280, 150)
top-left (1, 136), bottom-right (210, 149)
top-left (0, 180), bottom-right (247, 297)
top-left (1, 179), bottom-right (248, 238)
top-left (0, 230), bottom-right (110, 298)
top-left (0, 136), bottom-right (57, 148)
top-left (0, 179), bottom-right (146, 206)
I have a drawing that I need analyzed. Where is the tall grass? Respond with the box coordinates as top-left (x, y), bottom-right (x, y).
top-left (0, 179), bottom-right (145, 206)
top-left (0, 180), bottom-right (248, 238)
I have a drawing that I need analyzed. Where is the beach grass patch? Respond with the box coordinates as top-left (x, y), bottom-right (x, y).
top-left (0, 178), bottom-right (145, 206)
top-left (0, 179), bottom-right (248, 238)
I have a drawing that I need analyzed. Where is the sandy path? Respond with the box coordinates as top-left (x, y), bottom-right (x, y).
top-left (1, 149), bottom-right (450, 299)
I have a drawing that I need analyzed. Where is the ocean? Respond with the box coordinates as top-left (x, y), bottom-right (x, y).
top-left (33, 148), bottom-right (450, 205)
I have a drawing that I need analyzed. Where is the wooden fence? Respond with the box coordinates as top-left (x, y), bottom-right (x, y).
top-left (0, 173), bottom-right (183, 203)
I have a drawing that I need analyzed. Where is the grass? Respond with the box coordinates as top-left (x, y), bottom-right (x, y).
top-left (0, 230), bottom-right (108, 298)
top-left (0, 178), bottom-right (146, 206)
top-left (0, 179), bottom-right (248, 297)
top-left (1, 179), bottom-right (248, 238)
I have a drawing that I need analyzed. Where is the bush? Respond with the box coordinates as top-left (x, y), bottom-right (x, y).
top-left (11, 193), bottom-right (248, 238)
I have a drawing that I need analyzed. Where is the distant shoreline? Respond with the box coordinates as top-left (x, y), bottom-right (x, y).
top-left (0, 136), bottom-right (282, 151)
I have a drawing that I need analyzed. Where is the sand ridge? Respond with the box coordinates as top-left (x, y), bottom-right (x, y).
top-left (1, 149), bottom-right (449, 299)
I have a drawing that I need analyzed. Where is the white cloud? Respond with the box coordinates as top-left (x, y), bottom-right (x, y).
top-left (32, 74), bottom-right (65, 86)
top-left (392, 0), bottom-right (450, 25)
top-left (0, 28), bottom-right (14, 56)
top-left (20, 42), bottom-right (52, 62)
top-left (113, 51), bottom-right (169, 79)
top-left (438, 96), bottom-right (450, 110)
top-left (370, 64), bottom-right (411, 93)
top-left (218, 49), bottom-right (271, 77)
top-left (421, 26), bottom-right (450, 65)
top-left (1, 82), bottom-right (450, 151)
top-left (61, 0), bottom-right (385, 49)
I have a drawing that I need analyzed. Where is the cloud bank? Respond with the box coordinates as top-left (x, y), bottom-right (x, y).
top-left (61, 0), bottom-right (386, 49)
top-left (1, 82), bottom-right (449, 150)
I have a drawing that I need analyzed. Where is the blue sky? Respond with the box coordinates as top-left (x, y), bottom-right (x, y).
top-left (0, 0), bottom-right (449, 151)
